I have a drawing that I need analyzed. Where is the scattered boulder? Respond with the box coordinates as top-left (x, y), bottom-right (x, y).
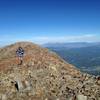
top-left (96, 76), bottom-right (100, 85)
top-left (76, 94), bottom-right (87, 100)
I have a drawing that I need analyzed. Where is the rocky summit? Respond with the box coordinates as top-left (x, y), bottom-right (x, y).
top-left (0, 42), bottom-right (100, 100)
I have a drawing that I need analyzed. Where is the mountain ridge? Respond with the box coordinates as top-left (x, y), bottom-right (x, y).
top-left (0, 42), bottom-right (100, 100)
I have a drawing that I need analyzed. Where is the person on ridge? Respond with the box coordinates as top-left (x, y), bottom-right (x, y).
top-left (16, 47), bottom-right (24, 65)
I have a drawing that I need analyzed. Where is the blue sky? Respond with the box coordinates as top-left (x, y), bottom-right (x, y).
top-left (0, 0), bottom-right (100, 45)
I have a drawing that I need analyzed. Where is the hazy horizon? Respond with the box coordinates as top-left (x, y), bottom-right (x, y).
top-left (0, 41), bottom-right (100, 48)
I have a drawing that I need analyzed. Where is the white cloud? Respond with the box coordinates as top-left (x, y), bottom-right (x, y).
top-left (0, 34), bottom-right (100, 46)
top-left (31, 34), bottom-right (100, 44)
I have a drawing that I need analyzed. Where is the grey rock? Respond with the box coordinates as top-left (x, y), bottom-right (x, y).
top-left (76, 94), bottom-right (87, 100)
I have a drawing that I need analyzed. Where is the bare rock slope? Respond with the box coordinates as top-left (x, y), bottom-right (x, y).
top-left (0, 42), bottom-right (100, 100)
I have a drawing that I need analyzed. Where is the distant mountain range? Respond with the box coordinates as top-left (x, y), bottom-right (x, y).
top-left (44, 42), bottom-right (100, 49)
top-left (44, 42), bottom-right (100, 75)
